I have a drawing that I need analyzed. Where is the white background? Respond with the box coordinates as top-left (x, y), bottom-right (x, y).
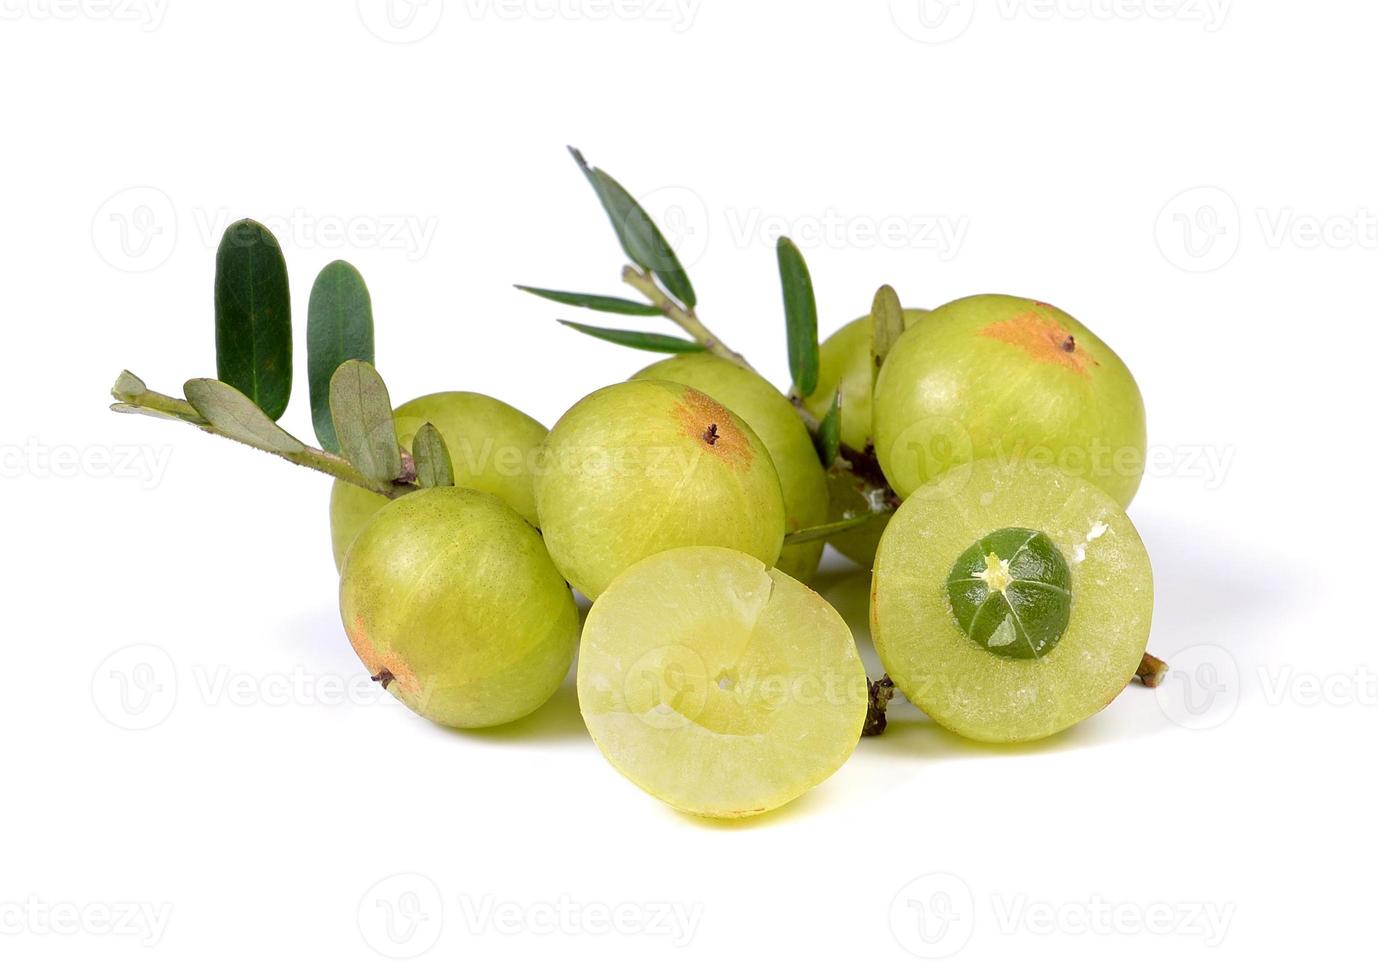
top-left (3, 1), bottom-right (1372, 975)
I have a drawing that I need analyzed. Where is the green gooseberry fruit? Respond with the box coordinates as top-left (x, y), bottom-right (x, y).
top-left (802, 308), bottom-right (928, 569)
top-left (871, 459), bottom-right (1153, 743)
top-left (801, 307), bottom-right (930, 451)
top-left (633, 353), bottom-right (828, 582)
top-left (872, 295), bottom-right (1147, 506)
top-left (534, 380), bottom-right (786, 599)
top-left (329, 391), bottom-right (547, 570)
top-left (578, 546), bottom-right (869, 818)
top-left (339, 487), bottom-right (579, 729)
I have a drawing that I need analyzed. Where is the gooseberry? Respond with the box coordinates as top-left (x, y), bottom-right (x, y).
top-left (578, 546), bottom-right (869, 818)
top-left (533, 380), bottom-right (786, 599)
top-left (633, 353), bottom-right (828, 582)
top-left (872, 295), bottom-right (1146, 506)
top-left (801, 308), bottom-right (928, 569)
top-left (339, 487), bottom-right (579, 728)
top-left (328, 391), bottom-right (547, 569)
top-left (871, 459), bottom-right (1154, 743)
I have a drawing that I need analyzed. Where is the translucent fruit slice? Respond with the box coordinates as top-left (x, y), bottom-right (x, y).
top-left (871, 460), bottom-right (1153, 743)
top-left (578, 547), bottom-right (869, 818)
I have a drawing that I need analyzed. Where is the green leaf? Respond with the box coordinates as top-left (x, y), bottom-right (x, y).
top-left (778, 237), bottom-right (819, 397)
top-left (329, 360), bottom-right (401, 482)
top-left (871, 284), bottom-right (905, 378)
top-left (558, 320), bottom-right (706, 354)
top-left (784, 514), bottom-right (879, 546)
top-left (412, 423), bottom-right (454, 489)
top-left (568, 146), bottom-right (697, 309)
top-left (215, 219), bottom-right (292, 421)
top-left (515, 285), bottom-right (661, 317)
top-left (813, 389), bottom-right (842, 467)
top-left (308, 260), bottom-right (375, 453)
top-left (111, 370), bottom-right (147, 401)
top-left (183, 378), bottom-right (307, 455)
top-left (110, 402), bottom-right (208, 426)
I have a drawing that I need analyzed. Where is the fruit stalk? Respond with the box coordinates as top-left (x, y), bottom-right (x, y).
top-left (110, 376), bottom-right (415, 499)
top-left (621, 264), bottom-right (897, 502)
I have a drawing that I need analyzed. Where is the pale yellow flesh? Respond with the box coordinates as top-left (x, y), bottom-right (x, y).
top-left (871, 461), bottom-right (1153, 743)
top-left (579, 547), bottom-right (869, 818)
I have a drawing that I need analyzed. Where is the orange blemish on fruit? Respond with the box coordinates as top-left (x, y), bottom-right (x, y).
top-left (979, 309), bottom-right (1100, 376)
top-left (672, 387), bottom-right (753, 469)
top-left (347, 615), bottom-right (418, 696)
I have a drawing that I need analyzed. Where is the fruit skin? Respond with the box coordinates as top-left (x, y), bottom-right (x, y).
top-left (578, 546), bottom-right (868, 818)
top-left (329, 391), bottom-right (547, 570)
top-left (633, 353), bottom-right (828, 582)
top-left (534, 380), bottom-right (786, 599)
top-left (872, 295), bottom-right (1146, 506)
top-left (802, 308), bottom-right (930, 452)
top-left (871, 460), bottom-right (1153, 743)
top-left (339, 487), bottom-right (578, 729)
top-left (802, 308), bottom-right (928, 568)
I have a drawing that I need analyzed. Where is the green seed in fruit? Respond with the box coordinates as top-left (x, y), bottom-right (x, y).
top-left (534, 380), bottom-right (786, 599)
top-left (339, 487), bottom-right (578, 728)
top-left (633, 353), bottom-right (828, 582)
top-left (871, 459), bottom-right (1153, 743)
top-left (329, 391), bottom-right (547, 569)
top-left (578, 546), bottom-right (868, 818)
top-left (872, 295), bottom-right (1146, 506)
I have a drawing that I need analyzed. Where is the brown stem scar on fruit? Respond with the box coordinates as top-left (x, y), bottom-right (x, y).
top-left (703, 423), bottom-right (720, 445)
top-left (980, 310), bottom-right (1100, 374)
top-left (862, 675), bottom-right (896, 737)
top-left (371, 669), bottom-right (395, 689)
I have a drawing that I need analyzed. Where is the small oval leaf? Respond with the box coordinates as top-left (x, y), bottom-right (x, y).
top-left (515, 285), bottom-right (662, 317)
top-left (569, 147), bottom-right (697, 309)
top-left (111, 370), bottom-right (148, 401)
top-left (557, 320), bottom-right (705, 354)
top-left (412, 423), bottom-right (455, 489)
top-left (778, 238), bottom-right (819, 397)
top-left (329, 360), bottom-right (401, 482)
top-left (308, 260), bottom-right (375, 453)
top-left (871, 284), bottom-right (905, 377)
top-left (813, 389), bottom-right (842, 467)
top-left (184, 378), bottom-right (307, 455)
top-left (215, 219), bottom-right (292, 421)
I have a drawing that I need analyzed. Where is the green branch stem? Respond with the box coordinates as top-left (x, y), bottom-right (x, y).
top-left (111, 380), bottom-right (415, 500)
top-left (621, 266), bottom-right (751, 371)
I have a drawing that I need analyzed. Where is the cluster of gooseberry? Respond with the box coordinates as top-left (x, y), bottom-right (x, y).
top-left (110, 149), bottom-right (1161, 819)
